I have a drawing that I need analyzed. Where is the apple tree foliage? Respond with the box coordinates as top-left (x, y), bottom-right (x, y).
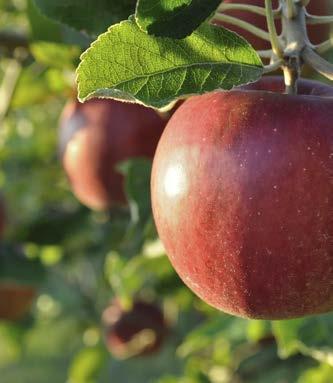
top-left (0, 0), bottom-right (333, 382)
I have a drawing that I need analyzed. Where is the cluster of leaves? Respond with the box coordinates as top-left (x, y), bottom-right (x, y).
top-left (0, 0), bottom-right (333, 382)
top-left (75, 0), bottom-right (263, 108)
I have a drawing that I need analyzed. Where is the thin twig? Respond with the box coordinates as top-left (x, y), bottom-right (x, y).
top-left (257, 49), bottom-right (274, 58)
top-left (213, 14), bottom-right (271, 41)
top-left (306, 14), bottom-right (333, 25)
top-left (263, 59), bottom-right (284, 73)
top-left (300, 0), bottom-right (311, 6)
top-left (302, 46), bottom-right (333, 80)
top-left (0, 59), bottom-right (22, 125)
top-left (265, 0), bottom-right (283, 57)
top-left (285, 0), bottom-right (296, 19)
top-left (218, 3), bottom-right (281, 18)
top-left (315, 38), bottom-right (333, 55)
top-left (0, 30), bottom-right (29, 50)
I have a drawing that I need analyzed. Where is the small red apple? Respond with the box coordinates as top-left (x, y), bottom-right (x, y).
top-left (213, 0), bottom-right (329, 50)
top-left (0, 283), bottom-right (36, 321)
top-left (59, 99), bottom-right (168, 210)
top-left (151, 76), bottom-right (333, 320)
top-left (103, 300), bottom-right (167, 359)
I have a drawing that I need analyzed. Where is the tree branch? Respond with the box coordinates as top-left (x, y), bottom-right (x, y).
top-left (0, 60), bottom-right (22, 125)
top-left (0, 30), bottom-right (29, 51)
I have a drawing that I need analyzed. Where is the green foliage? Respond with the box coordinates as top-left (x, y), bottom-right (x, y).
top-left (33, 0), bottom-right (137, 36)
top-left (0, 243), bottom-right (45, 286)
top-left (30, 42), bottom-right (81, 69)
top-left (77, 18), bottom-right (263, 108)
top-left (28, 0), bottom-right (90, 47)
top-left (135, 0), bottom-right (222, 39)
top-left (1, 1), bottom-right (333, 383)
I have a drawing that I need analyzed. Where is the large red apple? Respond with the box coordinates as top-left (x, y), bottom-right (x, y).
top-left (103, 300), bottom-right (167, 359)
top-left (151, 76), bottom-right (333, 320)
top-left (0, 283), bottom-right (36, 321)
top-left (59, 99), bottom-right (167, 210)
top-left (213, 0), bottom-right (329, 50)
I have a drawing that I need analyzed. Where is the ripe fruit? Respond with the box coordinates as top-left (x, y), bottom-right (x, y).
top-left (0, 244), bottom-right (43, 321)
top-left (59, 99), bottom-right (167, 210)
top-left (103, 300), bottom-right (167, 359)
top-left (214, 0), bottom-right (329, 51)
top-left (0, 283), bottom-right (36, 321)
top-left (151, 76), bottom-right (333, 320)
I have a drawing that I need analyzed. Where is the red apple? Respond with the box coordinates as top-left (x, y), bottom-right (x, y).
top-left (59, 99), bottom-right (168, 210)
top-left (0, 283), bottom-right (36, 321)
top-left (213, 0), bottom-right (329, 50)
top-left (103, 300), bottom-right (167, 359)
top-left (151, 76), bottom-right (333, 320)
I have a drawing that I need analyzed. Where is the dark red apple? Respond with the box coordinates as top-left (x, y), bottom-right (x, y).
top-left (103, 300), bottom-right (167, 359)
top-left (59, 99), bottom-right (168, 210)
top-left (0, 283), bottom-right (36, 321)
top-left (151, 76), bottom-right (333, 320)
top-left (213, 0), bottom-right (329, 50)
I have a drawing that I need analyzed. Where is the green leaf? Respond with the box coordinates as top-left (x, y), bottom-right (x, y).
top-left (28, 0), bottom-right (90, 47)
top-left (0, 243), bottom-right (45, 286)
top-left (136, 0), bottom-right (222, 39)
top-left (77, 18), bottom-right (263, 108)
top-left (118, 158), bottom-right (152, 224)
top-left (272, 319), bottom-right (305, 359)
top-left (30, 42), bottom-right (81, 69)
top-left (298, 363), bottom-right (333, 383)
top-left (68, 347), bottom-right (107, 383)
top-left (33, 0), bottom-right (136, 36)
top-left (246, 320), bottom-right (271, 343)
top-left (178, 316), bottom-right (247, 357)
top-left (28, 0), bottom-right (63, 43)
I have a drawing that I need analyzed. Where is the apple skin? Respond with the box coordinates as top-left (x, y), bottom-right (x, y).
top-left (151, 76), bottom-right (333, 320)
top-left (103, 300), bottom-right (167, 359)
top-left (0, 283), bottom-right (36, 321)
top-left (59, 99), bottom-right (167, 210)
top-left (213, 0), bottom-right (329, 51)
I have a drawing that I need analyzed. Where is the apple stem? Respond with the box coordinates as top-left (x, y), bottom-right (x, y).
top-left (302, 47), bottom-right (333, 80)
top-left (282, 61), bottom-right (300, 94)
top-left (214, 0), bottom-right (333, 91)
top-left (265, 0), bottom-right (283, 58)
top-left (218, 3), bottom-right (281, 18)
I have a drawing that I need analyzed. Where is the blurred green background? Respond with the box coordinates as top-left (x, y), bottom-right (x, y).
top-left (1, 1), bottom-right (333, 382)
